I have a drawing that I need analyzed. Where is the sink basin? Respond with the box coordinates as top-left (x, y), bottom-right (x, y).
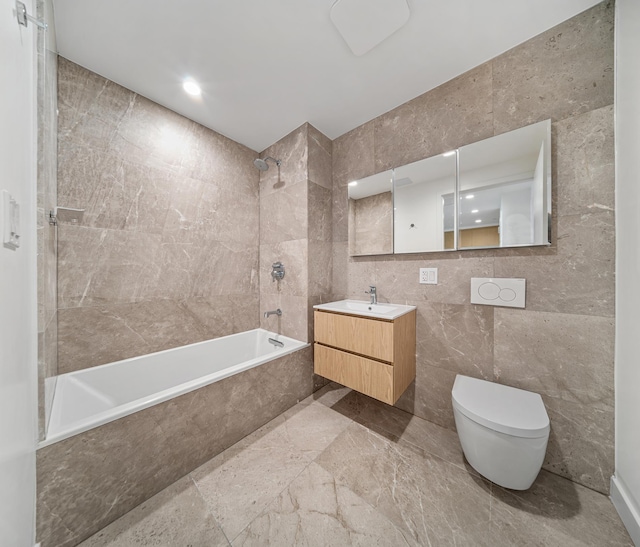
top-left (313, 300), bottom-right (416, 320)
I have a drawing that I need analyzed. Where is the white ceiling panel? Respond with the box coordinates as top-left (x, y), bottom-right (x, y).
top-left (52, 0), bottom-right (601, 152)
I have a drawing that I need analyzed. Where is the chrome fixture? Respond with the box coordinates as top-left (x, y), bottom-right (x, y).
top-left (365, 285), bottom-right (377, 305)
top-left (271, 261), bottom-right (285, 282)
top-left (16, 1), bottom-right (47, 29)
top-left (264, 309), bottom-right (282, 318)
top-left (48, 206), bottom-right (85, 226)
top-left (268, 337), bottom-right (284, 348)
top-left (253, 156), bottom-right (281, 171)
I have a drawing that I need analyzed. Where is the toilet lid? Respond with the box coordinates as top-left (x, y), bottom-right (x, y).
top-left (452, 375), bottom-right (550, 439)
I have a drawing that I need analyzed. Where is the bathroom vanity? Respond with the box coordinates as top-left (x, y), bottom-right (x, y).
top-left (313, 300), bottom-right (416, 405)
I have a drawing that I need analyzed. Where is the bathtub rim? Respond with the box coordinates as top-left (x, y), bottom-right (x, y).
top-left (39, 329), bottom-right (309, 449)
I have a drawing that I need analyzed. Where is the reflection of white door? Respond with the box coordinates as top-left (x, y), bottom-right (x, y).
top-left (531, 143), bottom-right (546, 244)
top-left (500, 184), bottom-right (534, 246)
top-left (0, 1), bottom-right (38, 544)
top-left (394, 176), bottom-right (453, 253)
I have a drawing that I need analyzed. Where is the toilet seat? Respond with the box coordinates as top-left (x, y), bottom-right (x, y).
top-left (452, 375), bottom-right (550, 439)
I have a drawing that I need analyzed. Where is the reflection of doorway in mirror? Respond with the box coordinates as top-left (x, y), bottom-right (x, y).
top-left (445, 226), bottom-right (499, 249)
top-left (393, 153), bottom-right (456, 254)
top-left (452, 178), bottom-right (538, 249)
top-left (457, 119), bottom-right (550, 249)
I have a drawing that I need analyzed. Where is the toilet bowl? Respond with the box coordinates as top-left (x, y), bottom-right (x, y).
top-left (452, 374), bottom-right (550, 490)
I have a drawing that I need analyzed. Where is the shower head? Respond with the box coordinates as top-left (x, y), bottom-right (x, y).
top-left (253, 156), bottom-right (281, 171)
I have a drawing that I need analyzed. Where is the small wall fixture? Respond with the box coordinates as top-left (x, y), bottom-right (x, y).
top-left (15, 1), bottom-right (47, 29)
top-left (254, 157), bottom-right (281, 171)
top-left (271, 261), bottom-right (285, 282)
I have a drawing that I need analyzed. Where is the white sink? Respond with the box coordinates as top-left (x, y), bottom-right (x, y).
top-left (313, 300), bottom-right (416, 320)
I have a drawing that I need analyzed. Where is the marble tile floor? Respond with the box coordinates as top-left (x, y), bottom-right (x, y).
top-left (79, 383), bottom-right (632, 547)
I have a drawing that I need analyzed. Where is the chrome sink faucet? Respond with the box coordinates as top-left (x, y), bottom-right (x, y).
top-left (264, 308), bottom-right (282, 318)
top-left (365, 285), bottom-right (377, 305)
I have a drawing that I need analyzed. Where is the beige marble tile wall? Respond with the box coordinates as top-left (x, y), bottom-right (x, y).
top-left (259, 124), bottom-right (310, 342)
top-left (36, 347), bottom-right (314, 547)
top-left (36, 0), bottom-right (58, 439)
top-left (56, 58), bottom-right (260, 373)
top-left (307, 125), bottom-right (333, 343)
top-left (331, 1), bottom-right (614, 495)
top-left (259, 123), bottom-right (333, 344)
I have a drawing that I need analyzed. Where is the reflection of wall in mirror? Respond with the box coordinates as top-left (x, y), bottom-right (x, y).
top-left (394, 175), bottom-right (452, 253)
top-left (349, 193), bottom-right (393, 255)
top-left (460, 154), bottom-right (537, 191)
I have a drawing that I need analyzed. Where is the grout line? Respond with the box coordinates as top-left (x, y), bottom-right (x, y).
top-left (189, 473), bottom-right (233, 547)
top-left (226, 455), bottom-right (315, 544)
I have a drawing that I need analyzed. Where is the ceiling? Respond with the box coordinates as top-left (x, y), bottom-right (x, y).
top-left (52, 0), bottom-right (600, 152)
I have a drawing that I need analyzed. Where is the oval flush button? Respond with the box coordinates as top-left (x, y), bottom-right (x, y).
top-left (470, 278), bottom-right (526, 309)
top-left (478, 282), bottom-right (500, 300)
top-left (499, 288), bottom-right (517, 302)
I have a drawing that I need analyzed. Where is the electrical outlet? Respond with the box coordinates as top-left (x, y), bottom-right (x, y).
top-left (419, 268), bottom-right (437, 285)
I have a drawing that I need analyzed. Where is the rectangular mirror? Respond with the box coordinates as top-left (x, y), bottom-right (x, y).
top-left (348, 170), bottom-right (394, 256)
top-left (457, 119), bottom-right (551, 249)
top-left (347, 119), bottom-right (552, 256)
top-left (393, 152), bottom-right (457, 253)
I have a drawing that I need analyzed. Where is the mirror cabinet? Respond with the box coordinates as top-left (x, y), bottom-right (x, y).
top-left (348, 119), bottom-right (551, 256)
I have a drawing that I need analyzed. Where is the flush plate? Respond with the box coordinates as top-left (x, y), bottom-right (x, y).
top-left (330, 0), bottom-right (411, 56)
top-left (470, 278), bottom-right (526, 309)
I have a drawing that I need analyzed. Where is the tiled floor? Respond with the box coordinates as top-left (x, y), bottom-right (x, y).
top-left (79, 383), bottom-right (632, 546)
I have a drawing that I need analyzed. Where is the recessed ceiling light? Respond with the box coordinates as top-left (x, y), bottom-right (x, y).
top-left (465, 194), bottom-right (475, 199)
top-left (475, 219), bottom-right (482, 223)
top-left (442, 151), bottom-right (455, 157)
top-left (183, 80), bottom-right (201, 96)
top-left (348, 181), bottom-right (358, 186)
top-left (471, 209), bottom-right (479, 213)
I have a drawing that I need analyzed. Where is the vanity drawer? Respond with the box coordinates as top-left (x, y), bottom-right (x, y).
top-left (314, 343), bottom-right (394, 405)
top-left (314, 310), bottom-right (393, 362)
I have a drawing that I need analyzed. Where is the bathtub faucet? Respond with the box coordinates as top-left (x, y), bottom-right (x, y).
top-left (264, 308), bottom-right (282, 318)
top-left (268, 337), bottom-right (284, 348)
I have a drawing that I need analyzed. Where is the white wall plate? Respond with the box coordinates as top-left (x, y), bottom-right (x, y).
top-left (470, 278), bottom-right (526, 308)
top-left (3, 190), bottom-right (20, 250)
top-left (330, 0), bottom-right (411, 56)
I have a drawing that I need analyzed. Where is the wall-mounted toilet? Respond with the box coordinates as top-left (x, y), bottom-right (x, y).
top-left (452, 374), bottom-right (550, 490)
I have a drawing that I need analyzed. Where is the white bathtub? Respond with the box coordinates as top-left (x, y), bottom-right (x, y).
top-left (41, 329), bottom-right (308, 447)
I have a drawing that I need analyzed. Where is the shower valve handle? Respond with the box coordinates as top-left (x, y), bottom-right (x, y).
top-left (271, 261), bottom-right (285, 282)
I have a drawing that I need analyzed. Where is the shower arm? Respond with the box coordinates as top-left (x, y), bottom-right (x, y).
top-left (264, 156), bottom-right (281, 167)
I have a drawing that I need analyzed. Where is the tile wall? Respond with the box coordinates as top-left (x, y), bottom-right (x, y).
top-left (331, 1), bottom-right (615, 494)
top-left (258, 123), bottom-right (333, 344)
top-left (56, 58), bottom-right (261, 373)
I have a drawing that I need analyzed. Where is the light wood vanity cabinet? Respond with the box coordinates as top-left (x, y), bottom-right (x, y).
top-left (313, 309), bottom-right (416, 405)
